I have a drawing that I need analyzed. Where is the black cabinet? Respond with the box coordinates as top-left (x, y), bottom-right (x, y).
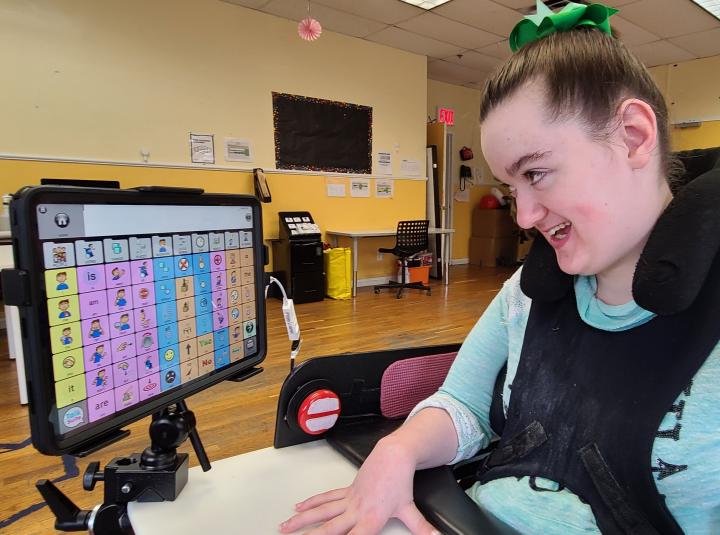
top-left (273, 211), bottom-right (324, 304)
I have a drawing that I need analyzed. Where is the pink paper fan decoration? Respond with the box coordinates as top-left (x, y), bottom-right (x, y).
top-left (298, 16), bottom-right (322, 41)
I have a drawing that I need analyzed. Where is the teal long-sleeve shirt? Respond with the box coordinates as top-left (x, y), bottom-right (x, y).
top-left (411, 268), bottom-right (720, 533)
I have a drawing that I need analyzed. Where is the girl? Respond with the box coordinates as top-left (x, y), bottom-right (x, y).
top-left (280, 4), bottom-right (719, 535)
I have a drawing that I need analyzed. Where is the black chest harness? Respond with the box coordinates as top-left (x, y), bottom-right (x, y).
top-left (476, 170), bottom-right (720, 534)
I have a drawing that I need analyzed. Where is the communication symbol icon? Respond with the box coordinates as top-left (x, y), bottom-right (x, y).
top-left (55, 213), bottom-right (70, 227)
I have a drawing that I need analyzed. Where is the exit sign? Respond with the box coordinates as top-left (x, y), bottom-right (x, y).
top-left (438, 107), bottom-right (455, 126)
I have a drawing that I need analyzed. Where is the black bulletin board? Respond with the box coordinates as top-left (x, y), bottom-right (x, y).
top-left (272, 92), bottom-right (372, 174)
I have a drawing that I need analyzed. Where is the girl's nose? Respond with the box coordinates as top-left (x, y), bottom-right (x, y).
top-left (514, 191), bottom-right (548, 230)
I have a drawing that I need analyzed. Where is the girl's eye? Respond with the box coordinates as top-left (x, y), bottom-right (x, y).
top-left (524, 170), bottom-right (547, 186)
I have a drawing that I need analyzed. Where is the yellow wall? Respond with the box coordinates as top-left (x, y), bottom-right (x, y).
top-left (0, 0), bottom-right (429, 280)
top-left (671, 122), bottom-right (720, 151)
top-left (427, 80), bottom-right (496, 261)
top-left (650, 55), bottom-right (720, 151)
top-left (664, 56), bottom-right (720, 125)
top-left (0, 161), bottom-right (426, 278)
top-left (0, 0), bottom-right (426, 171)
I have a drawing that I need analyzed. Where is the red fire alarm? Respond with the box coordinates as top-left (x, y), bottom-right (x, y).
top-left (297, 389), bottom-right (341, 435)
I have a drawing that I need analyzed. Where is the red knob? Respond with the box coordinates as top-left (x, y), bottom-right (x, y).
top-left (297, 389), bottom-right (341, 435)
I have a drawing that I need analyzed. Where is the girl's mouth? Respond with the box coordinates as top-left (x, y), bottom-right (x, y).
top-left (547, 221), bottom-right (572, 248)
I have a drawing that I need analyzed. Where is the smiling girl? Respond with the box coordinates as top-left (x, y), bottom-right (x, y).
top-left (280, 4), bottom-right (720, 534)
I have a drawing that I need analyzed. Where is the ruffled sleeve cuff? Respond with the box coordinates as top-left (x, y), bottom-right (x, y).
top-left (407, 392), bottom-right (487, 465)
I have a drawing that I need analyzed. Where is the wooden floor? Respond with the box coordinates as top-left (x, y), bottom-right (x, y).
top-left (0, 264), bottom-right (513, 534)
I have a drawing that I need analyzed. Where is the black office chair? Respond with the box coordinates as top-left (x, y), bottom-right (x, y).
top-left (374, 220), bottom-right (431, 298)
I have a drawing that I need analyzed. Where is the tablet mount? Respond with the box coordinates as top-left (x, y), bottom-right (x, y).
top-left (37, 399), bottom-right (210, 535)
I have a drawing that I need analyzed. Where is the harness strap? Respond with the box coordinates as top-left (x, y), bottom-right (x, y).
top-left (579, 443), bottom-right (660, 535)
top-left (486, 420), bottom-right (547, 467)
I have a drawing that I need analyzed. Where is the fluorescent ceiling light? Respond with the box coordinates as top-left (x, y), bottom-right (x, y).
top-left (690, 0), bottom-right (720, 20)
top-left (399, 0), bottom-right (454, 10)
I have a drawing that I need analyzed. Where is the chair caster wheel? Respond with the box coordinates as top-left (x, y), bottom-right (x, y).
top-left (374, 288), bottom-right (380, 294)
top-left (427, 290), bottom-right (431, 296)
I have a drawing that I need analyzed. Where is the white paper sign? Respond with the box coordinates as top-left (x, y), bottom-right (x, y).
top-left (326, 178), bottom-right (346, 197)
top-left (350, 179), bottom-right (370, 198)
top-left (224, 138), bottom-right (253, 162)
top-left (190, 134), bottom-right (215, 164)
top-left (375, 179), bottom-right (393, 199)
top-left (454, 188), bottom-right (470, 202)
top-left (401, 159), bottom-right (421, 176)
top-left (377, 151), bottom-right (392, 175)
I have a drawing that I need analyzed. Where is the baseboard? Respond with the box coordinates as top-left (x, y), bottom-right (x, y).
top-left (358, 263), bottom-right (467, 287)
top-left (357, 276), bottom-right (392, 288)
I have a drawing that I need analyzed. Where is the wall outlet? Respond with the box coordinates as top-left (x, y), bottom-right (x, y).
top-left (377, 252), bottom-right (384, 261)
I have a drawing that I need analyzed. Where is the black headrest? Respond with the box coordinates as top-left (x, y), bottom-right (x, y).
top-left (674, 146), bottom-right (720, 185)
top-left (633, 168), bottom-right (720, 314)
top-left (521, 166), bottom-right (720, 315)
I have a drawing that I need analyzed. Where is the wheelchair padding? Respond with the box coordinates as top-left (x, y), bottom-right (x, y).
top-left (380, 352), bottom-right (457, 418)
top-left (274, 343), bottom-right (461, 449)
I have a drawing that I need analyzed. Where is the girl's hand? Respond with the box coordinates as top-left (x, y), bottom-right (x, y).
top-left (279, 438), bottom-right (439, 535)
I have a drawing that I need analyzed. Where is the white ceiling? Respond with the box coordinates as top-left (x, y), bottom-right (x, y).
top-left (221, 0), bottom-right (720, 89)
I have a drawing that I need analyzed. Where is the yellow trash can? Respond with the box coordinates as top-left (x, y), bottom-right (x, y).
top-left (323, 248), bottom-right (352, 300)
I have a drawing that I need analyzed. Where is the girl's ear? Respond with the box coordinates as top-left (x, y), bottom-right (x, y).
top-left (617, 98), bottom-right (658, 170)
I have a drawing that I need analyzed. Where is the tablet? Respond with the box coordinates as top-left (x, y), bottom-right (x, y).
top-left (8, 186), bottom-right (266, 455)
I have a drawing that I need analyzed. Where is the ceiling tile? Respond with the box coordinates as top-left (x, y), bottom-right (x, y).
top-left (497, 0), bottom-right (644, 10)
top-left (605, 0), bottom-right (645, 6)
top-left (669, 28), bottom-right (720, 58)
top-left (312, 0), bottom-right (423, 25)
top-left (476, 40), bottom-right (513, 60)
top-left (630, 39), bottom-right (697, 67)
top-left (365, 27), bottom-right (464, 58)
top-left (220, 0), bottom-right (272, 9)
top-left (224, 0), bottom-right (720, 92)
top-left (433, 0), bottom-right (521, 37)
top-left (463, 80), bottom-right (489, 92)
top-left (397, 12), bottom-right (504, 49)
top-left (443, 50), bottom-right (502, 71)
top-left (488, 0), bottom-right (532, 9)
top-left (463, 80), bottom-right (488, 90)
top-left (427, 59), bottom-right (489, 84)
top-left (612, 15), bottom-right (660, 46)
top-left (617, 0), bottom-right (720, 39)
top-left (262, 0), bottom-right (387, 38)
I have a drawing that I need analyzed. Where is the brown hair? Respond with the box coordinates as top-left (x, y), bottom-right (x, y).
top-left (480, 28), bottom-right (683, 187)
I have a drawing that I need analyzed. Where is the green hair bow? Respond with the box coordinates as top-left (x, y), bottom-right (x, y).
top-left (509, 1), bottom-right (619, 52)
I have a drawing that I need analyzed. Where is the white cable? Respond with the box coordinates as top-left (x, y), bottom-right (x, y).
top-left (265, 276), bottom-right (302, 370)
top-left (265, 275), bottom-right (288, 300)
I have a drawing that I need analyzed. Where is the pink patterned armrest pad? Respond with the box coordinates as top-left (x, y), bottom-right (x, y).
top-left (380, 352), bottom-right (458, 419)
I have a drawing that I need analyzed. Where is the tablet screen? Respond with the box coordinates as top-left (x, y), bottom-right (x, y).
top-left (35, 201), bottom-right (260, 441)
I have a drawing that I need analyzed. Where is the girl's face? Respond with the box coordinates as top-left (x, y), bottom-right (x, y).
top-left (481, 82), bottom-right (664, 278)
